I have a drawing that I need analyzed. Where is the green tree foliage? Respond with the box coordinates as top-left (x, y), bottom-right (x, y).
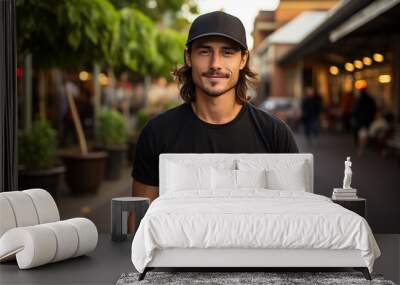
top-left (106, 3), bottom-right (189, 77)
top-left (155, 28), bottom-right (186, 78)
top-left (110, 0), bottom-right (198, 26)
top-left (113, 7), bottom-right (159, 73)
top-left (17, 0), bottom-right (118, 68)
top-left (16, 0), bottom-right (196, 75)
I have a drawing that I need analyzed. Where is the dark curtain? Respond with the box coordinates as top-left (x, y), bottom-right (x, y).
top-left (0, 0), bottom-right (18, 192)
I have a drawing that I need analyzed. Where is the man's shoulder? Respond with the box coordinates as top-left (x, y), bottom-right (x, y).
top-left (145, 102), bottom-right (189, 131)
top-left (247, 102), bottom-right (299, 153)
top-left (247, 102), bottom-right (287, 128)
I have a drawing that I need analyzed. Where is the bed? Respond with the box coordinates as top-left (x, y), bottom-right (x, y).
top-left (131, 153), bottom-right (381, 281)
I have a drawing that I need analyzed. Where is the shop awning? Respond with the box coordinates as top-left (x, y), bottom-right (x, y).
top-left (256, 11), bottom-right (328, 55)
top-left (330, 0), bottom-right (400, 42)
top-left (277, 0), bottom-right (373, 65)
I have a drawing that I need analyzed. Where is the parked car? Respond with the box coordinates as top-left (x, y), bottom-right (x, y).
top-left (259, 97), bottom-right (301, 130)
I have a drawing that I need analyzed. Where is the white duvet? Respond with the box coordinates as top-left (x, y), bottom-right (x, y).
top-left (131, 190), bottom-right (380, 273)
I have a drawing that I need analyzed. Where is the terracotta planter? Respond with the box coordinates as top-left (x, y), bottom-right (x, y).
top-left (93, 145), bottom-right (127, 180)
top-left (18, 165), bottom-right (66, 201)
top-left (60, 151), bottom-right (107, 195)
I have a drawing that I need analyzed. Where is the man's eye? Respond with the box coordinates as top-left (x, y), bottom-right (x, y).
top-left (199, 50), bottom-right (210, 55)
top-left (223, 50), bottom-right (235, 56)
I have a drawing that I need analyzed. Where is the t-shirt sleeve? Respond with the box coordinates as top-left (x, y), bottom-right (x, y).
top-left (275, 121), bottom-right (299, 153)
top-left (131, 122), bottom-right (159, 186)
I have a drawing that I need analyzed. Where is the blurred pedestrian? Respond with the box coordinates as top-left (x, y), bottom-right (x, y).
top-left (340, 91), bottom-right (355, 132)
top-left (351, 87), bottom-right (377, 146)
top-left (103, 76), bottom-right (116, 108)
top-left (115, 72), bottom-right (133, 121)
top-left (301, 87), bottom-right (323, 143)
top-left (358, 111), bottom-right (394, 155)
top-left (60, 72), bottom-right (80, 146)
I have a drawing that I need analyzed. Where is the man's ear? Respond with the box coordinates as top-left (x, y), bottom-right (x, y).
top-left (184, 48), bottom-right (192, 67)
top-left (239, 51), bottom-right (249, 70)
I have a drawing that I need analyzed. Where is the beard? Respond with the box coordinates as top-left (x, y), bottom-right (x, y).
top-left (195, 68), bottom-right (237, 97)
top-left (197, 83), bottom-right (236, 98)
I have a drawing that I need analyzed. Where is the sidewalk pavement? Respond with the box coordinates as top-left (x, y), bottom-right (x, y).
top-left (58, 132), bottom-right (399, 234)
top-left (58, 164), bottom-right (132, 233)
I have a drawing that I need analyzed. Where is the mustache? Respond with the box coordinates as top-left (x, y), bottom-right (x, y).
top-left (202, 69), bottom-right (230, 78)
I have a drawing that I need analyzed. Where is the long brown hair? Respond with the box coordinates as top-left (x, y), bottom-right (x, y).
top-left (172, 46), bottom-right (258, 104)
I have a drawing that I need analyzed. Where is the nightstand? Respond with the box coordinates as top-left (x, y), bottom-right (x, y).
top-left (331, 197), bottom-right (367, 219)
top-left (111, 197), bottom-right (150, 242)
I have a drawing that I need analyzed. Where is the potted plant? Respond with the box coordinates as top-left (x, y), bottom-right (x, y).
top-left (59, 91), bottom-right (107, 195)
top-left (94, 109), bottom-right (128, 180)
top-left (18, 120), bottom-right (65, 201)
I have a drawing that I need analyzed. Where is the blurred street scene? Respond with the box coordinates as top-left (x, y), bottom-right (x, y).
top-left (6, 0), bottom-right (400, 233)
top-left (0, 0), bottom-right (399, 283)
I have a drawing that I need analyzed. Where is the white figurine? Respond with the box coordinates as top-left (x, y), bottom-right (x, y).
top-left (342, 156), bottom-right (353, 189)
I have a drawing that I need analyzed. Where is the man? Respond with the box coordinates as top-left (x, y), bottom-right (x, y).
top-left (301, 86), bottom-right (322, 143)
top-left (131, 11), bottom-right (298, 202)
top-left (352, 86), bottom-right (377, 146)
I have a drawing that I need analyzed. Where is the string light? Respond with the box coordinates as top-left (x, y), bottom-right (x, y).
top-left (363, 57), bottom-right (372, 66)
top-left (378, 75), bottom-right (391, 84)
top-left (345, 63), bottom-right (354, 72)
top-left (354, 60), bottom-right (363, 69)
top-left (373, 53), bottom-right (384, 62)
top-left (355, 80), bottom-right (367, 90)
top-left (98, 73), bottom-right (109, 86)
top-left (79, 71), bottom-right (90, 81)
top-left (329, 66), bottom-right (339, 75)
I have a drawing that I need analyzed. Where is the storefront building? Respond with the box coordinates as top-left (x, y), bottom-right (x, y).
top-left (277, 0), bottom-right (400, 120)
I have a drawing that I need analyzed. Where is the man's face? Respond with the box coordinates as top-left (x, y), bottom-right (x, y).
top-left (185, 36), bottom-right (248, 98)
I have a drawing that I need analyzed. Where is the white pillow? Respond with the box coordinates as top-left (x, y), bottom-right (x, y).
top-left (237, 159), bottom-right (308, 191)
top-left (237, 169), bottom-right (267, 188)
top-left (212, 168), bottom-right (236, 190)
top-left (167, 161), bottom-right (212, 191)
top-left (211, 168), bottom-right (268, 190)
top-left (267, 166), bottom-right (306, 191)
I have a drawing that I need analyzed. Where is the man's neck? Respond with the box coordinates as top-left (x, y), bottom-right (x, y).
top-left (190, 92), bottom-right (243, 125)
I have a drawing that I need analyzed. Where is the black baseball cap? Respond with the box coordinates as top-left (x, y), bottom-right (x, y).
top-left (186, 11), bottom-right (248, 50)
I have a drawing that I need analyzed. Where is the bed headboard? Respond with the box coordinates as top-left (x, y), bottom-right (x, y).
top-left (159, 153), bottom-right (314, 195)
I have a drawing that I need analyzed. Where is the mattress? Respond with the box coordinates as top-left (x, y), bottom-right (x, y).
top-left (131, 190), bottom-right (381, 273)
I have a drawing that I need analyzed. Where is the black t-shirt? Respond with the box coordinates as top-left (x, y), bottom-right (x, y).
top-left (132, 102), bottom-right (298, 186)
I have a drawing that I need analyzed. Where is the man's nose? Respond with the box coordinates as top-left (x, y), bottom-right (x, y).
top-left (210, 52), bottom-right (222, 69)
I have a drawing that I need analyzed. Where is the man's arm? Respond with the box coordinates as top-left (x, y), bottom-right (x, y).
top-left (128, 179), bottom-right (159, 233)
top-left (132, 179), bottom-right (159, 202)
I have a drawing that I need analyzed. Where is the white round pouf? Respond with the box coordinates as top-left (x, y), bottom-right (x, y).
top-left (0, 191), bottom-right (39, 227)
top-left (66, 218), bottom-right (98, 257)
top-left (0, 226), bottom-right (57, 269)
top-left (0, 189), bottom-right (98, 269)
top-left (0, 195), bottom-right (17, 238)
top-left (42, 221), bottom-right (79, 262)
top-left (23, 189), bottom-right (60, 223)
